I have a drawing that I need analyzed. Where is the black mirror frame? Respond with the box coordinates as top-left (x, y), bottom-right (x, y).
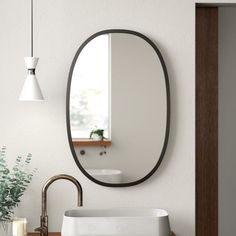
top-left (66, 29), bottom-right (170, 187)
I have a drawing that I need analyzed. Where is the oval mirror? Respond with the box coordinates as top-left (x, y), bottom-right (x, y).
top-left (66, 29), bottom-right (170, 187)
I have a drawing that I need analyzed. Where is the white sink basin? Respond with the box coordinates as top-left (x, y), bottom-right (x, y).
top-left (86, 169), bottom-right (122, 183)
top-left (61, 208), bottom-right (171, 236)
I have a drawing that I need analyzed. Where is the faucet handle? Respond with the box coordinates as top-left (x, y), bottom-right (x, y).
top-left (35, 226), bottom-right (47, 236)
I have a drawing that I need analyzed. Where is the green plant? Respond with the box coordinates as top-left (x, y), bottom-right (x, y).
top-left (89, 129), bottom-right (105, 140)
top-left (0, 146), bottom-right (36, 221)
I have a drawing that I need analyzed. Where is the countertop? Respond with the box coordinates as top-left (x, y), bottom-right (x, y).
top-left (28, 233), bottom-right (60, 236)
top-left (28, 232), bottom-right (176, 236)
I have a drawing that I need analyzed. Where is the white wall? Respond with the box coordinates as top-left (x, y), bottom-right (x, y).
top-left (0, 0), bottom-right (201, 234)
top-left (219, 7), bottom-right (236, 236)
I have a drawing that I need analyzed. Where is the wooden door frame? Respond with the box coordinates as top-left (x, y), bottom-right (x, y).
top-left (196, 6), bottom-right (218, 236)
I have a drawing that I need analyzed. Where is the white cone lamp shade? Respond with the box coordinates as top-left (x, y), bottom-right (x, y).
top-left (19, 57), bottom-right (44, 101)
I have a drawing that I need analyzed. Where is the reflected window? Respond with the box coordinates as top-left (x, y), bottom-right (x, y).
top-left (70, 35), bottom-right (110, 139)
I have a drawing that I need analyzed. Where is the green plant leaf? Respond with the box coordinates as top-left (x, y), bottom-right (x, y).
top-left (0, 147), bottom-right (36, 220)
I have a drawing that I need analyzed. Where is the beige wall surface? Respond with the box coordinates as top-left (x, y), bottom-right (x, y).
top-left (2, 0), bottom-right (230, 235)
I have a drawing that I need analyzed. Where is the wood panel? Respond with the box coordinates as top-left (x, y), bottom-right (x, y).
top-left (27, 232), bottom-right (175, 236)
top-left (196, 7), bottom-right (218, 236)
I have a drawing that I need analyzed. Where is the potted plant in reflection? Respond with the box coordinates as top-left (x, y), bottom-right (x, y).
top-left (89, 129), bottom-right (105, 141)
top-left (0, 146), bottom-right (36, 236)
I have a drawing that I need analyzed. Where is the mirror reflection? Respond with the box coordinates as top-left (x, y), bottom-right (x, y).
top-left (68, 31), bottom-right (169, 186)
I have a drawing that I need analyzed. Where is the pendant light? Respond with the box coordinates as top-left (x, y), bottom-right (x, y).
top-left (19, 0), bottom-right (44, 101)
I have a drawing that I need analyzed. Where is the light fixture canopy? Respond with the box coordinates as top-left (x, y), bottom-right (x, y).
top-left (19, 0), bottom-right (44, 101)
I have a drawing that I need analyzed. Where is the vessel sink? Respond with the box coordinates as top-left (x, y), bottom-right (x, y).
top-left (86, 169), bottom-right (122, 183)
top-left (61, 208), bottom-right (171, 236)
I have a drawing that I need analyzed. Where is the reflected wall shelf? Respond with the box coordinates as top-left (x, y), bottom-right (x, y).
top-left (72, 138), bottom-right (112, 146)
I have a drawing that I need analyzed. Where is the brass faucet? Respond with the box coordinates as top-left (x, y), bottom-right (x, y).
top-left (35, 174), bottom-right (83, 236)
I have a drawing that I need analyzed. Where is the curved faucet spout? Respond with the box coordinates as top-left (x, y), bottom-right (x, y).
top-left (42, 174), bottom-right (83, 216)
top-left (35, 174), bottom-right (83, 236)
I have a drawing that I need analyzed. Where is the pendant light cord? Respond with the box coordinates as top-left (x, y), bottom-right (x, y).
top-left (31, 0), bottom-right (33, 57)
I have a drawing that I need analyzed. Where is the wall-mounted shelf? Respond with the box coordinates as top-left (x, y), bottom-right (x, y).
top-left (72, 138), bottom-right (112, 146)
